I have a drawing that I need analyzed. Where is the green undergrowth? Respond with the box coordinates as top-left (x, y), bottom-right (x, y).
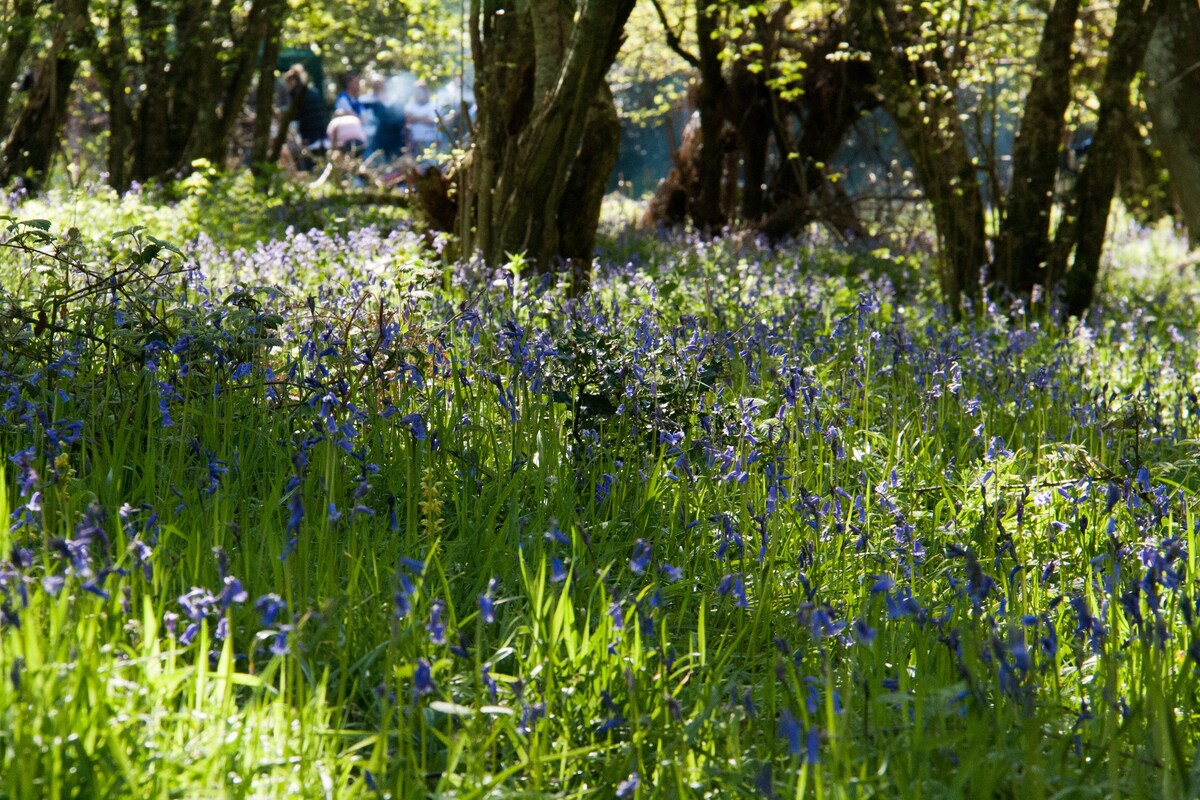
top-left (1, 203), bottom-right (1200, 798)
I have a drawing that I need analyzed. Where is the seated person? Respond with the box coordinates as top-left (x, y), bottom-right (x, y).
top-left (327, 110), bottom-right (366, 156)
top-left (281, 64), bottom-right (328, 169)
top-left (360, 78), bottom-right (406, 161)
top-left (334, 71), bottom-right (364, 116)
top-left (371, 105), bottom-right (407, 162)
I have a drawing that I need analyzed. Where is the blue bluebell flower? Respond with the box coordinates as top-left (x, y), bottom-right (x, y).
top-left (427, 600), bottom-right (446, 645)
top-left (414, 659), bottom-right (436, 696)
top-left (615, 772), bottom-right (639, 798)
top-left (629, 540), bottom-right (651, 574)
top-left (255, 594), bottom-right (286, 627)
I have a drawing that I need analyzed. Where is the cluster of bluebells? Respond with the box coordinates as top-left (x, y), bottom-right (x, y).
top-left (7, 215), bottom-right (1200, 784)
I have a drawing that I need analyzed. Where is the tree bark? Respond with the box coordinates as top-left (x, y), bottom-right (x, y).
top-left (0, 0), bottom-right (90, 188)
top-left (131, 0), bottom-right (173, 181)
top-left (993, 0), bottom-right (1080, 298)
top-left (93, 0), bottom-right (132, 191)
top-left (1056, 0), bottom-right (1166, 316)
top-left (464, 0), bottom-right (635, 273)
top-left (127, 0), bottom-right (287, 184)
top-left (692, 0), bottom-right (728, 233)
top-left (558, 82), bottom-right (622, 290)
top-left (251, 21), bottom-right (283, 170)
top-left (1143, 0), bottom-right (1200, 246)
top-left (849, 0), bottom-right (988, 313)
top-left (0, 0), bottom-right (42, 128)
top-left (644, 9), bottom-right (875, 240)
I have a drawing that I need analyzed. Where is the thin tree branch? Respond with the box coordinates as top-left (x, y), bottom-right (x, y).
top-left (649, 0), bottom-right (700, 68)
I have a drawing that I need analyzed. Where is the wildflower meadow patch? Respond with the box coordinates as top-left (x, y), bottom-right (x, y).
top-left (3, 206), bottom-right (1200, 798)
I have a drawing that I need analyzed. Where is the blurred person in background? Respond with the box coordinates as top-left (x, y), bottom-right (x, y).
top-left (327, 109), bottom-right (366, 156)
top-left (404, 81), bottom-right (439, 160)
top-left (281, 64), bottom-right (328, 170)
top-left (360, 77), bottom-right (406, 162)
top-left (334, 71), bottom-right (364, 116)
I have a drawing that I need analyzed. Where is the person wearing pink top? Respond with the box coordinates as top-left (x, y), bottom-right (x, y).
top-left (327, 110), bottom-right (367, 155)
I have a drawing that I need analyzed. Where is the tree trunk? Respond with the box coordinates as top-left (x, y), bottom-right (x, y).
top-left (0, 0), bottom-right (41, 128)
top-left (558, 83), bottom-right (622, 291)
top-left (93, 0), bottom-right (132, 191)
top-left (1143, 0), bottom-right (1200, 246)
top-left (128, 0), bottom-right (286, 184)
top-left (0, 0), bottom-right (90, 188)
top-left (849, 0), bottom-right (988, 313)
top-left (692, 0), bottom-right (728, 233)
top-left (131, 0), bottom-right (173, 181)
top-left (1056, 0), bottom-right (1166, 316)
top-left (251, 21), bottom-right (283, 170)
top-left (993, 0), bottom-right (1080, 298)
top-left (194, 0), bottom-right (285, 166)
top-left (465, 0), bottom-right (635, 273)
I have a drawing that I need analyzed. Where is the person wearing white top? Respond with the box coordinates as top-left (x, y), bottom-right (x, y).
top-left (405, 82), bottom-right (439, 157)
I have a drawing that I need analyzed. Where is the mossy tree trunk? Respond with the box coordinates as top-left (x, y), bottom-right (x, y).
top-left (0, 0), bottom-right (90, 189)
top-left (464, 0), bottom-right (635, 277)
top-left (848, 0), bottom-right (988, 314)
top-left (0, 0), bottom-right (43, 129)
top-left (993, 0), bottom-right (1080, 298)
top-left (1143, 0), bottom-right (1200, 246)
top-left (1053, 0), bottom-right (1166, 316)
top-left (250, 22), bottom-right (284, 171)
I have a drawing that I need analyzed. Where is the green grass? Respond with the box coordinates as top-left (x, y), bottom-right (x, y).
top-left (2, 195), bottom-right (1200, 798)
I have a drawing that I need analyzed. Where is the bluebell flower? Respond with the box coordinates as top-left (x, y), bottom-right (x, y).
top-left (545, 522), bottom-right (570, 547)
top-left (400, 557), bottom-right (426, 575)
top-left (427, 600), bottom-right (446, 645)
top-left (517, 701), bottom-right (545, 735)
top-left (179, 587), bottom-right (216, 621)
top-left (414, 659), bottom-right (436, 696)
top-left (595, 473), bottom-right (615, 504)
top-left (780, 708), bottom-right (801, 756)
top-left (477, 663), bottom-right (499, 702)
top-left (450, 631), bottom-right (471, 659)
top-left (269, 627), bottom-right (291, 657)
top-left (394, 574), bottom-right (416, 619)
top-left (608, 600), bottom-right (625, 630)
top-left (805, 726), bottom-right (821, 764)
top-left (478, 578), bottom-right (498, 624)
top-left (615, 772), bottom-right (639, 798)
top-left (180, 622), bottom-right (201, 646)
top-left (885, 588), bottom-right (923, 620)
top-left (717, 574), bottom-right (748, 608)
top-left (398, 412), bottom-right (427, 441)
top-left (219, 576), bottom-right (248, 609)
top-left (868, 575), bottom-right (897, 594)
top-left (255, 593), bottom-right (286, 627)
top-left (629, 540), bottom-right (651, 574)
top-left (286, 492), bottom-right (304, 533)
top-left (597, 712), bottom-right (625, 734)
top-left (550, 557), bottom-right (568, 583)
